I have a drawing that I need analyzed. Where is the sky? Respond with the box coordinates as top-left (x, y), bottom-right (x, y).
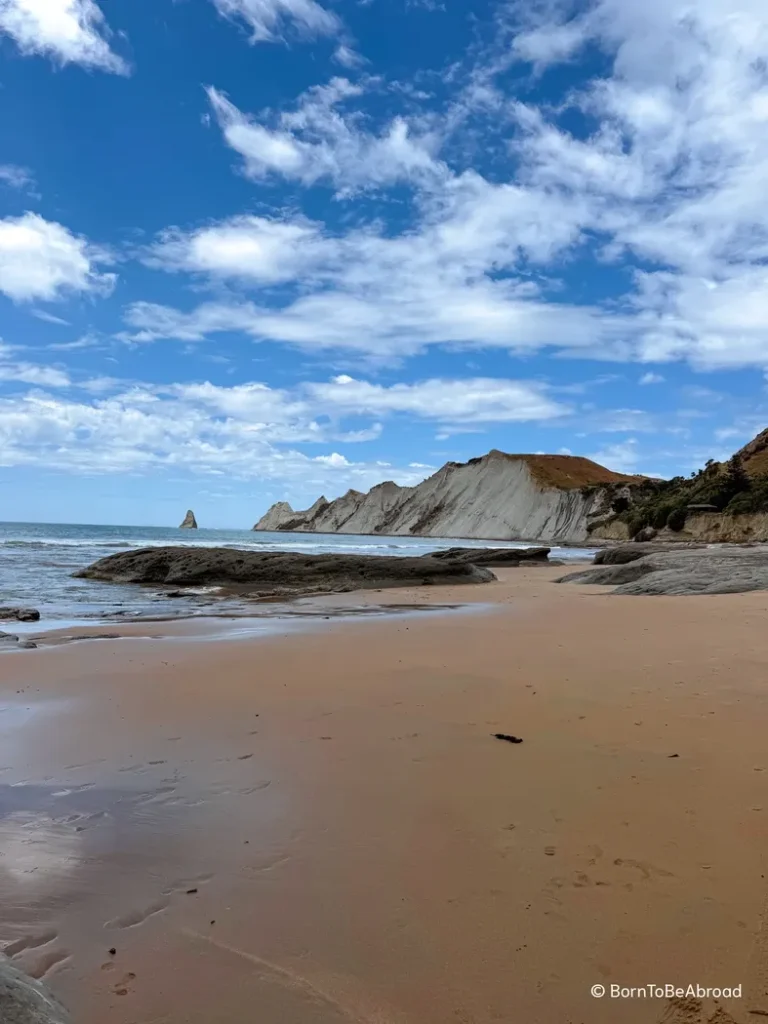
top-left (1, 0), bottom-right (768, 527)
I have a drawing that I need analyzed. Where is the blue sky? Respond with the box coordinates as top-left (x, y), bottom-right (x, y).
top-left (0, 0), bottom-right (767, 527)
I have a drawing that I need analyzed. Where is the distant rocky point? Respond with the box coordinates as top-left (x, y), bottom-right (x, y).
top-left (179, 510), bottom-right (198, 529)
top-left (254, 450), bottom-right (644, 543)
top-left (255, 428), bottom-right (768, 546)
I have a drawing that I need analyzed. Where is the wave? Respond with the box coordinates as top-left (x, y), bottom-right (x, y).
top-left (0, 535), bottom-right (596, 559)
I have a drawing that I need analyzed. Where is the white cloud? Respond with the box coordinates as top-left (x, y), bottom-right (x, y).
top-left (587, 438), bottom-right (640, 474)
top-left (639, 372), bottom-right (665, 385)
top-left (0, 380), bottom-right (429, 493)
top-left (129, 0), bottom-right (768, 373)
top-left (0, 212), bottom-right (115, 302)
top-left (211, 0), bottom-right (340, 43)
top-left (131, 191), bottom-right (612, 357)
top-left (122, 290), bottom-right (615, 358)
top-left (0, 370), bottom-right (571, 480)
top-left (507, 0), bottom-right (768, 369)
top-left (333, 43), bottom-right (364, 69)
top-left (0, 0), bottom-right (128, 73)
top-left (0, 341), bottom-right (70, 387)
top-left (0, 164), bottom-right (33, 189)
top-left (206, 81), bottom-right (443, 191)
top-left (147, 216), bottom-right (332, 284)
top-left (305, 376), bottom-right (569, 423)
top-left (315, 452), bottom-right (350, 467)
top-left (32, 309), bottom-right (71, 326)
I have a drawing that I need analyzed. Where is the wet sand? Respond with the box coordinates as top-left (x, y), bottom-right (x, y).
top-left (2, 566), bottom-right (768, 1023)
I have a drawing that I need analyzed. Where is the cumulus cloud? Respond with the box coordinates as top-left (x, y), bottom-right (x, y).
top-left (206, 81), bottom-right (442, 191)
top-left (185, 2), bottom-right (768, 370)
top-left (507, 0), bottom-right (768, 369)
top-left (0, 371), bottom-right (570, 478)
top-left (147, 216), bottom-right (333, 284)
top-left (113, 0), bottom-right (768, 375)
top-left (0, 0), bottom-right (128, 73)
top-left (211, 0), bottom-right (340, 43)
top-left (133, 187), bottom-right (610, 357)
top-left (0, 212), bottom-right (115, 302)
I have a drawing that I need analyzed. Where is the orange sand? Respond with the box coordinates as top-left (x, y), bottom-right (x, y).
top-left (2, 567), bottom-right (768, 1024)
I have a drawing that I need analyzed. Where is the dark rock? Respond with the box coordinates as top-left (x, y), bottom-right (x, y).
top-left (74, 547), bottom-right (496, 599)
top-left (634, 526), bottom-right (658, 543)
top-left (179, 510), bottom-right (198, 529)
top-left (17, 641), bottom-right (38, 650)
top-left (0, 960), bottom-right (70, 1023)
top-left (594, 544), bottom-right (670, 565)
top-left (428, 546), bottom-right (550, 567)
top-left (0, 631), bottom-right (19, 643)
top-left (493, 733), bottom-right (524, 744)
top-left (558, 547), bottom-right (768, 596)
top-left (593, 543), bottom-right (707, 565)
top-left (0, 607), bottom-right (40, 622)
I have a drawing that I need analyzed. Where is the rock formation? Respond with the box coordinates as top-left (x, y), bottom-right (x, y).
top-left (0, 959), bottom-right (70, 1024)
top-left (254, 451), bottom-right (643, 543)
top-left (589, 426), bottom-right (768, 543)
top-left (593, 544), bottom-right (704, 566)
top-left (0, 606), bottom-right (40, 622)
top-left (179, 510), bottom-right (198, 529)
top-left (557, 546), bottom-right (768, 596)
top-left (428, 546), bottom-right (551, 567)
top-left (75, 546), bottom-right (497, 598)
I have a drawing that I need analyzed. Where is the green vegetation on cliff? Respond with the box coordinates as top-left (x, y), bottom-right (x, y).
top-left (589, 427), bottom-right (768, 537)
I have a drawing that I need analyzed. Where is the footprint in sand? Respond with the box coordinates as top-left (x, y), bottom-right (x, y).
top-left (162, 873), bottom-right (214, 896)
top-left (613, 857), bottom-right (674, 880)
top-left (105, 901), bottom-right (168, 929)
top-left (113, 972), bottom-right (136, 996)
top-left (657, 996), bottom-right (740, 1022)
top-left (246, 853), bottom-right (290, 874)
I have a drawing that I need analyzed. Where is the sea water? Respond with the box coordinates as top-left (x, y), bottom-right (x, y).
top-left (0, 521), bottom-right (595, 626)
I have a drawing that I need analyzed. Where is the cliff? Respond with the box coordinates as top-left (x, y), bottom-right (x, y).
top-left (588, 426), bottom-right (768, 543)
top-left (253, 450), bottom-right (644, 543)
top-left (179, 510), bottom-right (198, 529)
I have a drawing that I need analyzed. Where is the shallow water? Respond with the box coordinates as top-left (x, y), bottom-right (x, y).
top-left (0, 521), bottom-right (595, 624)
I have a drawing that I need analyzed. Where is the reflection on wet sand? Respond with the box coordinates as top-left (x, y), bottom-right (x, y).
top-left (2, 568), bottom-right (768, 1024)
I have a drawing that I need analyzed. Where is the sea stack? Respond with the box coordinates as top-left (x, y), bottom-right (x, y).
top-left (179, 510), bottom-right (198, 529)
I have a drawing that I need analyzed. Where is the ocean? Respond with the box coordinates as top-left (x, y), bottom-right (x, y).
top-left (0, 521), bottom-right (596, 628)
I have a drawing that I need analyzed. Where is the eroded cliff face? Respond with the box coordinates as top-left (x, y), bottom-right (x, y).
top-left (254, 451), bottom-right (642, 543)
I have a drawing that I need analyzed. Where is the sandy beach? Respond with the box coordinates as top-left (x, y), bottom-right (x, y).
top-left (2, 566), bottom-right (768, 1024)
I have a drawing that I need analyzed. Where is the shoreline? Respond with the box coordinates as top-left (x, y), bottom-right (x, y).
top-left (3, 567), bottom-right (767, 1023)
